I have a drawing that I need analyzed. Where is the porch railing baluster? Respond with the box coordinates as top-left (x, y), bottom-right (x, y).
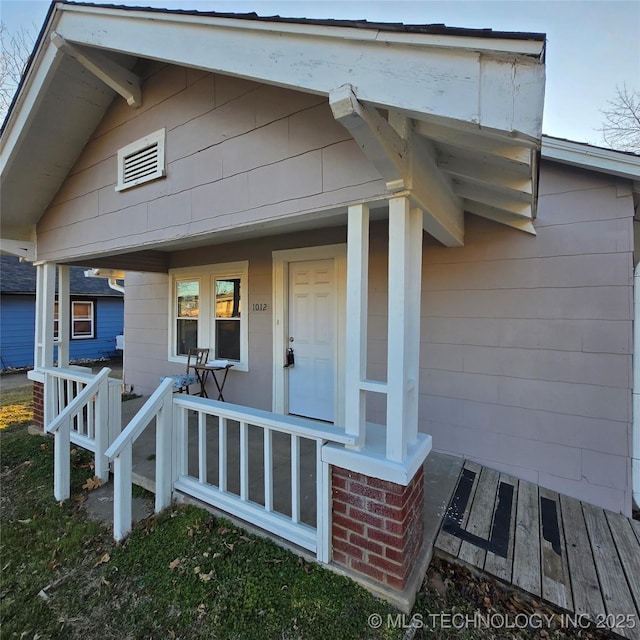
top-left (240, 421), bottom-right (248, 501)
top-left (219, 417), bottom-right (227, 491)
top-left (198, 412), bottom-right (207, 484)
top-left (264, 428), bottom-right (273, 512)
top-left (291, 434), bottom-right (300, 524)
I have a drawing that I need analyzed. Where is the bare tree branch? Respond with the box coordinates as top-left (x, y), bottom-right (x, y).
top-left (601, 84), bottom-right (640, 153)
top-left (0, 21), bottom-right (38, 123)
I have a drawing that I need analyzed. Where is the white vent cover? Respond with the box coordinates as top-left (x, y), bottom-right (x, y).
top-left (116, 128), bottom-right (166, 191)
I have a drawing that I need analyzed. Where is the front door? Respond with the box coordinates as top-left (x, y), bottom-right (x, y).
top-left (287, 259), bottom-right (335, 422)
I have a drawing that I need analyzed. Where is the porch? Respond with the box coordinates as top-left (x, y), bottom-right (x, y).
top-left (110, 395), bottom-right (640, 638)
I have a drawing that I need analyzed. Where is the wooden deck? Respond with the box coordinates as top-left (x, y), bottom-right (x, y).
top-left (435, 461), bottom-right (640, 639)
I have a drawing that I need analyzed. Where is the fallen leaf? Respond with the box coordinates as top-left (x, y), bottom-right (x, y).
top-left (39, 444), bottom-right (47, 451)
top-left (194, 566), bottom-right (201, 574)
top-left (223, 542), bottom-right (234, 551)
top-left (199, 570), bottom-right (214, 582)
top-left (70, 449), bottom-right (77, 456)
top-left (169, 558), bottom-right (181, 570)
top-left (82, 476), bottom-right (102, 492)
top-left (17, 518), bottom-right (32, 524)
top-left (94, 552), bottom-right (110, 567)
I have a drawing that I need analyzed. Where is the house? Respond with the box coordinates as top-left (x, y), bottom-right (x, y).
top-left (0, 256), bottom-right (124, 369)
top-left (1, 1), bottom-right (639, 609)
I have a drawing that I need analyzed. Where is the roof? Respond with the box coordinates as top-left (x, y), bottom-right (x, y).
top-left (0, 256), bottom-right (123, 296)
top-left (1, 1), bottom-right (546, 253)
top-left (541, 135), bottom-right (640, 182)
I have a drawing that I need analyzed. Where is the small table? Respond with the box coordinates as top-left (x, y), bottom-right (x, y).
top-left (193, 362), bottom-right (233, 401)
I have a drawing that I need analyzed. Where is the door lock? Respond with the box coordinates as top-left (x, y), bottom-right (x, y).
top-left (284, 347), bottom-right (295, 368)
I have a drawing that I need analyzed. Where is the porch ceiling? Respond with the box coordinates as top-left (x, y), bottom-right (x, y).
top-left (1, 1), bottom-right (545, 249)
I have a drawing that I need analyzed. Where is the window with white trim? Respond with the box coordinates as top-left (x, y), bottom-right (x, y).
top-left (54, 300), bottom-right (95, 340)
top-left (71, 301), bottom-right (95, 339)
top-left (169, 262), bottom-right (248, 371)
top-left (115, 128), bottom-right (166, 192)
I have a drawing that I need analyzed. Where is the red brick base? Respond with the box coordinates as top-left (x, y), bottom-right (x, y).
top-left (331, 465), bottom-right (424, 591)
top-left (32, 381), bottom-right (44, 431)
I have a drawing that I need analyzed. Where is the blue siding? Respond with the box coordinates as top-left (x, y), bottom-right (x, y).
top-left (68, 298), bottom-right (124, 361)
top-left (0, 295), bottom-right (36, 369)
top-left (0, 295), bottom-right (123, 369)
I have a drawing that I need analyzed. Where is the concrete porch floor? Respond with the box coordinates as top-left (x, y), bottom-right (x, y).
top-left (121, 395), bottom-right (462, 558)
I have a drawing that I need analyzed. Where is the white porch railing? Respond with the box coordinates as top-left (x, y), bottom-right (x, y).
top-left (106, 382), bottom-right (355, 561)
top-left (105, 377), bottom-right (175, 541)
top-left (173, 395), bottom-right (354, 562)
top-left (44, 367), bottom-right (116, 501)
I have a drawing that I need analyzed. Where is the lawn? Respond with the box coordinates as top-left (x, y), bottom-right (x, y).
top-left (0, 383), bottom-right (33, 430)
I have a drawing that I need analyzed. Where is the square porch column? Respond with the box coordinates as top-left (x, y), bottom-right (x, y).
top-left (324, 194), bottom-right (431, 610)
top-left (31, 262), bottom-right (58, 430)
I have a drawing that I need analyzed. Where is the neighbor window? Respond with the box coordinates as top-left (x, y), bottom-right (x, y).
top-left (71, 301), bottom-right (95, 339)
top-left (169, 262), bottom-right (248, 371)
top-left (54, 300), bottom-right (95, 340)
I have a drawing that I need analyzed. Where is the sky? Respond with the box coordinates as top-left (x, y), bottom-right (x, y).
top-left (1, 0), bottom-right (638, 146)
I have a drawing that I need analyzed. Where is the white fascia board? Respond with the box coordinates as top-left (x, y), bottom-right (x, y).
top-left (63, 3), bottom-right (545, 57)
top-left (54, 6), bottom-right (545, 139)
top-left (542, 136), bottom-right (640, 182)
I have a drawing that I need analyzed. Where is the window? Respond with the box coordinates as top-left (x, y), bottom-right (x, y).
top-left (169, 262), bottom-right (248, 371)
top-left (176, 280), bottom-right (200, 356)
top-left (215, 278), bottom-right (241, 360)
top-left (115, 128), bottom-right (166, 192)
top-left (72, 301), bottom-right (94, 339)
top-left (54, 300), bottom-right (95, 340)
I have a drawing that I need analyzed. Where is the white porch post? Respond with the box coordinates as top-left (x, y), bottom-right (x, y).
top-left (386, 195), bottom-right (423, 462)
top-left (34, 262), bottom-right (56, 369)
top-left (57, 264), bottom-right (70, 368)
top-left (36, 262), bottom-right (57, 426)
top-left (344, 203), bottom-right (370, 448)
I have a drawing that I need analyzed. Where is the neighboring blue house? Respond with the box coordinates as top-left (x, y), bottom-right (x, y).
top-left (0, 256), bottom-right (123, 369)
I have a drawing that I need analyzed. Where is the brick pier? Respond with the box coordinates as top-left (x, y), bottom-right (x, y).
top-left (331, 465), bottom-right (424, 592)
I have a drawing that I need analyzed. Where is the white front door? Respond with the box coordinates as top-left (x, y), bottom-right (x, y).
top-left (287, 259), bottom-right (335, 422)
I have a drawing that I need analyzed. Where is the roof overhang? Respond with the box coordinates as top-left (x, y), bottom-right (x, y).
top-left (1, 1), bottom-right (547, 250)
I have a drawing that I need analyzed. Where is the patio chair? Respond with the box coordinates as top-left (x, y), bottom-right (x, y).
top-left (163, 347), bottom-right (209, 394)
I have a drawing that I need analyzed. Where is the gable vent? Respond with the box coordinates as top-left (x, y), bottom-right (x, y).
top-left (116, 129), bottom-right (166, 192)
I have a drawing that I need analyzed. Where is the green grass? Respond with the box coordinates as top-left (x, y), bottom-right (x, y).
top-left (0, 426), bottom-right (400, 640)
top-left (0, 384), bottom-right (33, 429)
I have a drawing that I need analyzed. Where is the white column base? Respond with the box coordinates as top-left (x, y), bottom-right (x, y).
top-left (322, 422), bottom-right (431, 486)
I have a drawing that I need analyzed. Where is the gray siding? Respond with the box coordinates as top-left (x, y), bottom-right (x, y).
top-left (420, 164), bottom-right (634, 514)
top-left (37, 64), bottom-right (384, 262)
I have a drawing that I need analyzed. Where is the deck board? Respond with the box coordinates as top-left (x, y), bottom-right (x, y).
top-left (583, 504), bottom-right (638, 639)
top-left (560, 495), bottom-right (605, 620)
top-left (435, 461), bottom-right (481, 557)
top-left (630, 517), bottom-right (640, 544)
top-left (539, 487), bottom-right (573, 611)
top-left (605, 511), bottom-right (640, 618)
top-left (512, 479), bottom-right (541, 597)
top-left (484, 473), bottom-right (518, 582)
top-left (458, 467), bottom-right (499, 569)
